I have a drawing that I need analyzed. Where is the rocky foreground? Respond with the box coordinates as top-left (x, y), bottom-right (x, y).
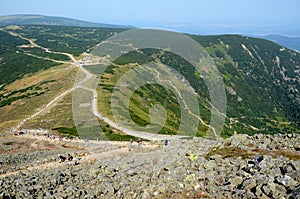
top-left (0, 133), bottom-right (299, 199)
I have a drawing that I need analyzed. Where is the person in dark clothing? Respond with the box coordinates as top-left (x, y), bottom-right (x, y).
top-left (164, 139), bottom-right (169, 146)
top-left (137, 138), bottom-right (141, 146)
top-left (67, 153), bottom-right (73, 161)
top-left (58, 154), bottom-right (66, 163)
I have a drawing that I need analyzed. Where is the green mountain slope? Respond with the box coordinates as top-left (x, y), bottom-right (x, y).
top-left (0, 25), bottom-right (299, 137)
top-left (0, 30), bottom-right (61, 86)
top-left (0, 25), bottom-right (127, 86)
top-left (97, 35), bottom-right (299, 137)
top-left (191, 35), bottom-right (299, 135)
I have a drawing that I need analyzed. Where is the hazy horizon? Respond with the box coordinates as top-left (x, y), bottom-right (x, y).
top-left (1, 0), bottom-right (300, 36)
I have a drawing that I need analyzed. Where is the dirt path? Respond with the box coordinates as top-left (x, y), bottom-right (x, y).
top-left (3, 29), bottom-right (77, 63)
top-left (24, 52), bottom-right (70, 64)
top-left (0, 131), bottom-right (161, 179)
top-left (0, 152), bottom-right (91, 179)
top-left (13, 88), bottom-right (74, 130)
top-left (7, 29), bottom-right (192, 141)
top-left (153, 67), bottom-right (217, 137)
top-left (3, 30), bottom-right (78, 131)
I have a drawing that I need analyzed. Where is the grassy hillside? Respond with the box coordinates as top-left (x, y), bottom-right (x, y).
top-left (191, 35), bottom-right (300, 135)
top-left (0, 25), bottom-right (126, 87)
top-left (0, 25), bottom-right (299, 137)
top-left (0, 64), bottom-right (77, 130)
top-left (97, 35), bottom-right (300, 137)
top-left (0, 30), bottom-right (60, 86)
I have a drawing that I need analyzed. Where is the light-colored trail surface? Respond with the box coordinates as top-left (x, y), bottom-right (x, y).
top-left (152, 67), bottom-right (217, 137)
top-left (0, 131), bottom-right (161, 178)
top-left (7, 29), bottom-right (192, 141)
top-left (1, 29), bottom-right (77, 131)
top-left (77, 62), bottom-right (191, 141)
top-left (13, 88), bottom-right (74, 130)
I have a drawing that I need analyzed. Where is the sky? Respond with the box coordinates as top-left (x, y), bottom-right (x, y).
top-left (1, 0), bottom-right (300, 36)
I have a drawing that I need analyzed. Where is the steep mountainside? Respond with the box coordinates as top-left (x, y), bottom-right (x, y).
top-left (191, 35), bottom-right (300, 135)
top-left (95, 34), bottom-right (299, 137)
top-left (0, 25), bottom-right (299, 137)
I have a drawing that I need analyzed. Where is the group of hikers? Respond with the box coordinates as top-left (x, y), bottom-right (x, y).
top-left (45, 133), bottom-right (74, 141)
top-left (130, 138), bottom-right (170, 146)
top-left (130, 138), bottom-right (142, 146)
top-left (58, 153), bottom-right (81, 165)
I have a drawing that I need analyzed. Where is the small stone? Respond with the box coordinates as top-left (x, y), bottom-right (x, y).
top-left (230, 176), bottom-right (243, 188)
top-left (196, 171), bottom-right (206, 180)
top-left (276, 175), bottom-right (298, 188)
top-left (242, 178), bottom-right (256, 190)
top-left (203, 161), bottom-right (215, 171)
top-left (262, 183), bottom-right (276, 196)
top-left (209, 154), bottom-right (222, 163)
top-left (246, 190), bottom-right (256, 199)
top-left (193, 183), bottom-right (201, 192)
top-left (281, 163), bottom-right (296, 174)
top-left (286, 171), bottom-right (300, 182)
top-left (142, 191), bottom-right (151, 199)
top-left (185, 173), bottom-right (195, 182)
top-left (287, 185), bottom-right (300, 199)
top-left (263, 183), bottom-right (286, 198)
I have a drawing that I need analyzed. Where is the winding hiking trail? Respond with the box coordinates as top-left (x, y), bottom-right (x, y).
top-left (5, 30), bottom-right (77, 62)
top-left (13, 88), bottom-right (74, 131)
top-left (1, 28), bottom-right (256, 138)
top-left (0, 28), bottom-right (77, 131)
top-left (77, 61), bottom-right (189, 141)
top-left (6, 29), bottom-right (187, 141)
top-left (0, 29), bottom-right (219, 178)
top-left (152, 67), bottom-right (218, 137)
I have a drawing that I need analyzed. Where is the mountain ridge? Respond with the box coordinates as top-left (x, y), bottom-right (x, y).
top-left (0, 14), bottom-right (132, 28)
top-left (260, 34), bottom-right (300, 52)
top-left (1, 14), bottom-right (299, 52)
top-left (0, 24), bottom-right (299, 137)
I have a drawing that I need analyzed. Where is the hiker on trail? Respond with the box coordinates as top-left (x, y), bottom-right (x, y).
top-left (137, 138), bottom-right (141, 146)
top-left (67, 153), bottom-right (73, 161)
top-left (75, 153), bottom-right (81, 160)
top-left (58, 154), bottom-right (66, 163)
top-left (164, 139), bottom-right (169, 146)
top-left (130, 139), bottom-right (133, 144)
top-left (74, 153), bottom-right (81, 165)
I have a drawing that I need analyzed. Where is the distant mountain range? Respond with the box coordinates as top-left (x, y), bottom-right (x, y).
top-left (260, 35), bottom-right (300, 52)
top-left (0, 14), bottom-right (132, 28)
top-left (1, 14), bottom-right (299, 52)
